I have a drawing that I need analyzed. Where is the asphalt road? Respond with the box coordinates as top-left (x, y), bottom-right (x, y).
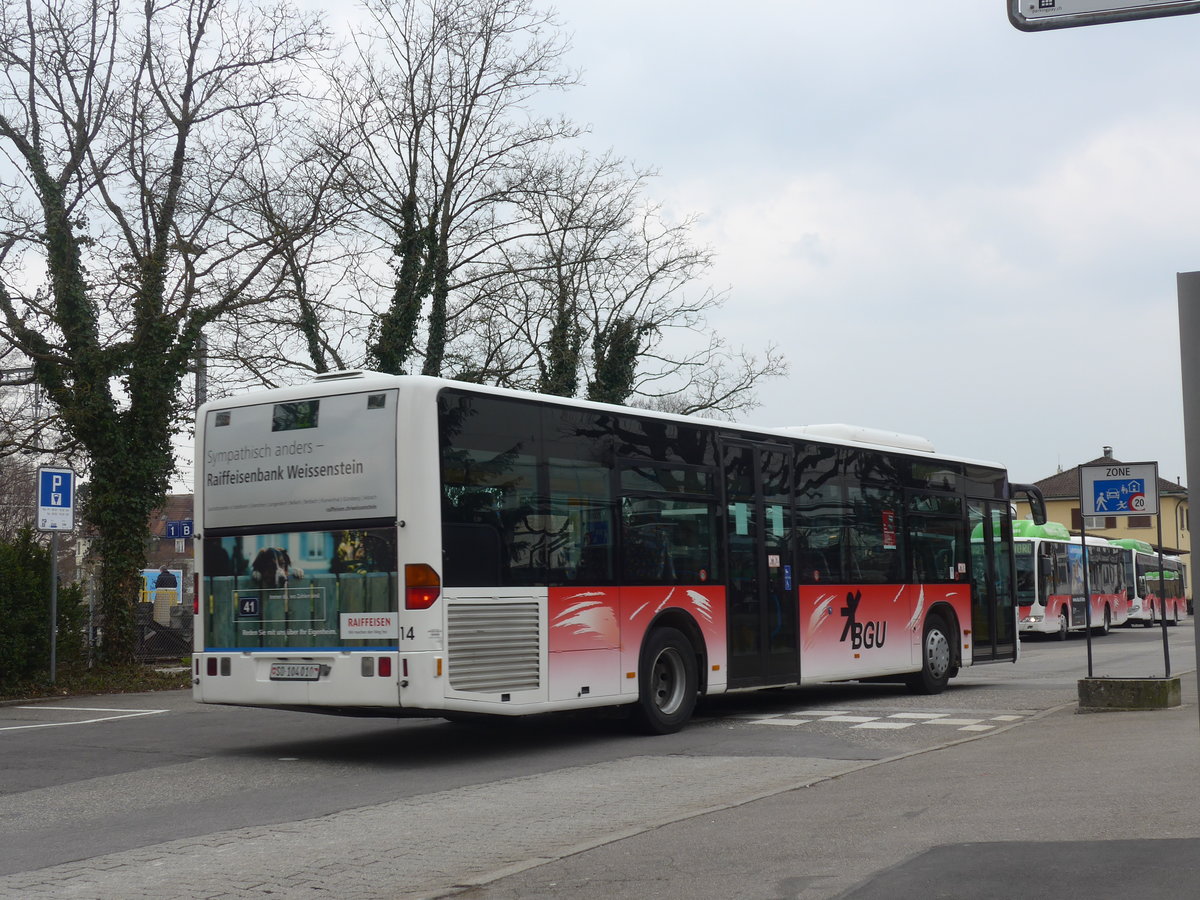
top-left (0, 622), bottom-right (1196, 898)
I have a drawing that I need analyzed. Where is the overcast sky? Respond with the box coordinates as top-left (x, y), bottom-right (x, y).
top-left (535, 1), bottom-right (1199, 487)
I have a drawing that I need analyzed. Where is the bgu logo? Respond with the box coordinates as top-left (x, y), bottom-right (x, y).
top-left (839, 590), bottom-right (887, 649)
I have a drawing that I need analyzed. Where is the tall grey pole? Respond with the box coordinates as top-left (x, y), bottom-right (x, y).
top-left (1156, 513), bottom-right (1171, 678)
top-left (1079, 519), bottom-right (1094, 678)
top-left (49, 531), bottom-right (58, 684)
top-left (1176, 271), bottom-right (1200, 728)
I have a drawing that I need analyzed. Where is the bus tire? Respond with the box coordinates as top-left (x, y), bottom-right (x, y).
top-left (631, 627), bottom-right (698, 735)
top-left (1057, 613), bottom-right (1069, 640)
top-left (906, 614), bottom-right (952, 695)
top-left (1095, 606), bottom-right (1111, 636)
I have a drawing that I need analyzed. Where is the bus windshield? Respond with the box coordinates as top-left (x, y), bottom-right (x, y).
top-left (1013, 542), bottom-right (1036, 605)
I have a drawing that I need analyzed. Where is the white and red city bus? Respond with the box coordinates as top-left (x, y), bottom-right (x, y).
top-left (1109, 538), bottom-right (1156, 626)
top-left (1139, 559), bottom-right (1188, 625)
top-left (1109, 538), bottom-right (1189, 626)
top-left (1013, 521), bottom-right (1130, 638)
top-left (192, 372), bottom-right (1045, 733)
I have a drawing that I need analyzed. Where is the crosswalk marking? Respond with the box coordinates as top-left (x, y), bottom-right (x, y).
top-left (735, 708), bottom-right (1028, 733)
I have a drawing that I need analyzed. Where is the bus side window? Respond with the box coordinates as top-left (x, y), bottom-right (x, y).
top-left (622, 499), bottom-right (676, 583)
top-left (442, 523), bottom-right (504, 587)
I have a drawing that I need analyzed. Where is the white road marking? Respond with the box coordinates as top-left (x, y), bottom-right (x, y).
top-left (1, 707), bottom-right (168, 732)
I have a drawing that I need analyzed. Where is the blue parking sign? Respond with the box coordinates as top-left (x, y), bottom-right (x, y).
top-left (37, 466), bottom-right (75, 532)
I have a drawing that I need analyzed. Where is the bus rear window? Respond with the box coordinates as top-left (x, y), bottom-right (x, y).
top-left (202, 527), bottom-right (397, 650)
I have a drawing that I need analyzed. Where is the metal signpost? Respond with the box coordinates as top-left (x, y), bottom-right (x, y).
top-left (1010, 0), bottom-right (1200, 31)
top-left (37, 467), bottom-right (76, 684)
top-left (1079, 462), bottom-right (1167, 676)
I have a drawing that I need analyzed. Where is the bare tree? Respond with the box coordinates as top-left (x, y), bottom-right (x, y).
top-left (0, 0), bottom-right (328, 662)
top-left (324, 0), bottom-right (785, 414)
top-left (198, 105), bottom-right (371, 391)
top-left (482, 149), bottom-right (789, 415)
top-left (338, 0), bottom-right (579, 377)
top-left (0, 452), bottom-right (36, 539)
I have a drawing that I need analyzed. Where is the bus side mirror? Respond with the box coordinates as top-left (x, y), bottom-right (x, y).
top-left (1011, 484), bottom-right (1047, 525)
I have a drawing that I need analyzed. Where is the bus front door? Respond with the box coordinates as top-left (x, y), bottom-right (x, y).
top-left (969, 499), bottom-right (1017, 663)
top-left (723, 441), bottom-right (799, 686)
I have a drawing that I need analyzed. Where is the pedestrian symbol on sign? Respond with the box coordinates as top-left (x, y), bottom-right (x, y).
top-left (1092, 479), bottom-right (1145, 514)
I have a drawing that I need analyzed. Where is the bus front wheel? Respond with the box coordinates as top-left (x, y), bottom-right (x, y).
top-left (631, 627), bottom-right (698, 735)
top-left (906, 614), bottom-right (952, 695)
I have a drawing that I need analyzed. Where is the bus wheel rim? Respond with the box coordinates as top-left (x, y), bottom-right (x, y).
top-left (651, 647), bottom-right (686, 715)
top-left (925, 628), bottom-right (951, 679)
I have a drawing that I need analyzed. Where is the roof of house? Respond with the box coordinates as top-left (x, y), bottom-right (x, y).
top-left (1032, 452), bottom-right (1187, 500)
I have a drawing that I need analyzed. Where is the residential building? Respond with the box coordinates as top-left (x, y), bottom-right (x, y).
top-left (1014, 446), bottom-right (1190, 601)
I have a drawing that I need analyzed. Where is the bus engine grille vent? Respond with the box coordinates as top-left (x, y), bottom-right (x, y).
top-left (446, 601), bottom-right (541, 693)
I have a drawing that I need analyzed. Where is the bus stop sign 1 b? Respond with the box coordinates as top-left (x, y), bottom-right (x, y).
top-left (1010, 0), bottom-right (1200, 31)
top-left (1079, 462), bottom-right (1159, 517)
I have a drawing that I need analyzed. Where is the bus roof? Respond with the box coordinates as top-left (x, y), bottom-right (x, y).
top-left (199, 371), bottom-right (1010, 471)
top-left (1109, 538), bottom-right (1155, 553)
top-left (772, 424), bottom-right (936, 454)
top-left (1011, 520), bottom-right (1072, 541)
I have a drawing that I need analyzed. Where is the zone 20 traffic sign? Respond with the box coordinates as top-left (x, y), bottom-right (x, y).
top-left (1079, 462), bottom-right (1159, 518)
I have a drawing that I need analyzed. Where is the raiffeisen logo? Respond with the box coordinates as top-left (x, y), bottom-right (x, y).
top-left (839, 590), bottom-right (887, 650)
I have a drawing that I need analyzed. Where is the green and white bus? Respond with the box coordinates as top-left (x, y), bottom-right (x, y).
top-left (1108, 539), bottom-right (1188, 626)
top-left (1013, 521), bottom-right (1129, 639)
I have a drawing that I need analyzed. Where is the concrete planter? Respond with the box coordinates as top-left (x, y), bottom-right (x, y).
top-left (1077, 676), bottom-right (1182, 711)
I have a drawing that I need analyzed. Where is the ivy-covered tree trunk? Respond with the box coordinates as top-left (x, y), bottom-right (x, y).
top-left (90, 478), bottom-right (158, 666)
top-left (588, 316), bottom-right (642, 405)
top-left (370, 192), bottom-right (434, 374)
top-left (422, 238), bottom-right (450, 377)
top-left (537, 282), bottom-right (581, 397)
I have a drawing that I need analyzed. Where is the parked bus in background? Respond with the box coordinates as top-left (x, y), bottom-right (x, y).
top-left (1139, 557), bottom-right (1188, 626)
top-left (1108, 539), bottom-right (1189, 627)
top-left (192, 372), bottom-right (1045, 733)
top-left (1013, 521), bottom-right (1129, 639)
top-left (1108, 538), bottom-right (1154, 627)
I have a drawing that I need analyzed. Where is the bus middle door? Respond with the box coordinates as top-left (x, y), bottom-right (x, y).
top-left (723, 440), bottom-right (799, 686)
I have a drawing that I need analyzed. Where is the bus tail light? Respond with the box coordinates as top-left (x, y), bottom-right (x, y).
top-left (193, 573), bottom-right (200, 615)
top-left (378, 657), bottom-right (392, 677)
top-left (405, 563), bottom-right (441, 610)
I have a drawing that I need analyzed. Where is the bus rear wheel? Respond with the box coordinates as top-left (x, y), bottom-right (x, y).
top-left (906, 614), bottom-right (952, 695)
top-left (1057, 613), bottom-right (1069, 640)
top-left (631, 627), bottom-right (698, 735)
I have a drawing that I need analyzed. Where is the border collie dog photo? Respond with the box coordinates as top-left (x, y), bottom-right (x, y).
top-left (251, 547), bottom-right (304, 587)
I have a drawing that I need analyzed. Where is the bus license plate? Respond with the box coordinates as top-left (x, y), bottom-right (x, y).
top-left (269, 663), bottom-right (322, 681)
